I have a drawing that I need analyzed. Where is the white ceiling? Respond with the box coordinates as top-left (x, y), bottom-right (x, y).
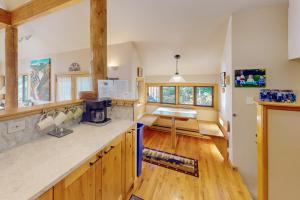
top-left (0, 0), bottom-right (288, 76)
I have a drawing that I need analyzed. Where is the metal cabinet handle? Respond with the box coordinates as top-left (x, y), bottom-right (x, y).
top-left (97, 154), bottom-right (103, 159)
top-left (104, 146), bottom-right (114, 154)
top-left (89, 157), bottom-right (100, 166)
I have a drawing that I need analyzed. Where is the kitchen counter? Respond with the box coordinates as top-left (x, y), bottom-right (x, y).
top-left (0, 120), bottom-right (134, 200)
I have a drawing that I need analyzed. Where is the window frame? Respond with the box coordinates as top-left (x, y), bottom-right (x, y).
top-left (147, 86), bottom-right (161, 103)
top-left (146, 83), bottom-right (216, 109)
top-left (195, 86), bottom-right (214, 108)
top-left (18, 74), bottom-right (29, 103)
top-left (178, 86), bottom-right (194, 106)
top-left (161, 86), bottom-right (176, 105)
top-left (55, 71), bottom-right (91, 101)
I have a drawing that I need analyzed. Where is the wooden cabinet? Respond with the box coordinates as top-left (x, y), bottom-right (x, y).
top-left (54, 154), bottom-right (100, 200)
top-left (37, 188), bottom-right (53, 200)
top-left (124, 128), bottom-right (136, 196)
top-left (95, 157), bottom-right (102, 200)
top-left (50, 128), bottom-right (136, 200)
top-left (101, 137), bottom-right (123, 200)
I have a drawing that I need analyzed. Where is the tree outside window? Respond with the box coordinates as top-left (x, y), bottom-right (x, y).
top-left (179, 87), bottom-right (194, 105)
top-left (162, 86), bottom-right (176, 104)
top-left (196, 87), bottom-right (213, 107)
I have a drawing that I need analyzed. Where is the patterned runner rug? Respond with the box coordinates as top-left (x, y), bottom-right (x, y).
top-left (142, 147), bottom-right (199, 177)
top-left (129, 194), bottom-right (144, 200)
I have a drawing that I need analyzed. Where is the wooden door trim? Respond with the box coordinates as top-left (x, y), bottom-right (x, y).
top-left (258, 104), bottom-right (300, 200)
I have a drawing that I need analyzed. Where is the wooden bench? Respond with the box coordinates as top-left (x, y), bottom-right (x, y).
top-left (138, 115), bottom-right (228, 160)
top-left (198, 121), bottom-right (228, 160)
top-left (198, 121), bottom-right (224, 137)
top-left (138, 114), bottom-right (158, 127)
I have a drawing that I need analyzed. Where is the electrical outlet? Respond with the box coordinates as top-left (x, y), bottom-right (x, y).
top-left (8, 120), bottom-right (26, 134)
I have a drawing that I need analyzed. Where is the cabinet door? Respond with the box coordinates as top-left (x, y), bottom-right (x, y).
top-left (95, 155), bottom-right (102, 200)
top-left (54, 155), bottom-right (99, 200)
top-left (102, 139), bottom-right (122, 200)
top-left (125, 129), bottom-right (135, 194)
top-left (37, 188), bottom-right (53, 200)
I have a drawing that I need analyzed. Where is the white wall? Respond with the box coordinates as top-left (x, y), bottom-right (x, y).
top-left (219, 17), bottom-right (233, 161)
top-left (3, 42), bottom-right (141, 102)
top-left (18, 49), bottom-right (91, 102)
top-left (108, 42), bottom-right (142, 98)
top-left (231, 3), bottom-right (300, 198)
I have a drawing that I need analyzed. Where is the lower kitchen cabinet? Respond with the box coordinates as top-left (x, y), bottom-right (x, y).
top-left (38, 128), bottom-right (136, 200)
top-left (54, 154), bottom-right (99, 200)
top-left (124, 128), bottom-right (136, 196)
top-left (37, 188), bottom-right (53, 200)
top-left (101, 137), bottom-right (123, 200)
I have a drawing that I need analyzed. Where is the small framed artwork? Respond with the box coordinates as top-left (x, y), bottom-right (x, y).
top-left (260, 89), bottom-right (296, 103)
top-left (235, 69), bottom-right (266, 88)
top-left (30, 58), bottom-right (51, 101)
top-left (137, 67), bottom-right (143, 77)
top-left (220, 72), bottom-right (226, 87)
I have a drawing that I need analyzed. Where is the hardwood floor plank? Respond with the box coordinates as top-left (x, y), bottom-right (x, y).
top-left (133, 129), bottom-right (252, 200)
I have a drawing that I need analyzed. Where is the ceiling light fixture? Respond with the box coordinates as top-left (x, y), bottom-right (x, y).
top-left (169, 54), bottom-right (185, 83)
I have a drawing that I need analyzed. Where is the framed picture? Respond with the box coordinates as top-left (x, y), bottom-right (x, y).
top-left (260, 89), bottom-right (296, 103)
top-left (30, 58), bottom-right (51, 102)
top-left (235, 69), bottom-right (266, 87)
top-left (220, 72), bottom-right (226, 87)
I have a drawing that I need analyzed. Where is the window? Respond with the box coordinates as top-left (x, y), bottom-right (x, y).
top-left (76, 77), bottom-right (92, 99)
top-left (162, 86), bottom-right (176, 104)
top-left (56, 73), bottom-right (92, 101)
top-left (18, 75), bottom-right (29, 103)
top-left (56, 76), bottom-right (72, 101)
top-left (148, 86), bottom-right (160, 103)
top-left (147, 84), bottom-right (215, 108)
top-left (196, 87), bottom-right (213, 107)
top-left (179, 87), bottom-right (194, 105)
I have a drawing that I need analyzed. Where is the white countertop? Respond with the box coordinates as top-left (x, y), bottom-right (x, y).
top-left (0, 120), bottom-right (134, 200)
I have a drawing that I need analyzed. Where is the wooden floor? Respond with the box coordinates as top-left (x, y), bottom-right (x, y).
top-left (133, 129), bottom-right (253, 200)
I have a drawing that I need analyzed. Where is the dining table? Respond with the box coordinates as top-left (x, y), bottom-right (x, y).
top-left (152, 107), bottom-right (198, 149)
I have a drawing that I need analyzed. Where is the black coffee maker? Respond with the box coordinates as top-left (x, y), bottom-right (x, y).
top-left (82, 98), bottom-right (112, 126)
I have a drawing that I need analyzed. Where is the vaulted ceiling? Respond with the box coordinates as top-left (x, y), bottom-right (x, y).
top-left (0, 0), bottom-right (288, 76)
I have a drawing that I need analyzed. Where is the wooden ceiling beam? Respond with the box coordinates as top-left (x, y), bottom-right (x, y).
top-left (0, 8), bottom-right (11, 27)
top-left (11, 0), bottom-right (81, 26)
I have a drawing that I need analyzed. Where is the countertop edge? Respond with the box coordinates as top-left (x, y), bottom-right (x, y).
top-left (31, 121), bottom-right (134, 200)
top-left (0, 120), bottom-right (135, 200)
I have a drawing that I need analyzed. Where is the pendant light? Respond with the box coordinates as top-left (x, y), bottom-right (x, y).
top-left (169, 54), bottom-right (186, 83)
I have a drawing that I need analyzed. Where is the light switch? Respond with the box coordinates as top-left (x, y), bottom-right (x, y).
top-left (246, 96), bottom-right (255, 105)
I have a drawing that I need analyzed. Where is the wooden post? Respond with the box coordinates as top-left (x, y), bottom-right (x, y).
top-left (90, 0), bottom-right (107, 97)
top-left (5, 26), bottom-right (18, 110)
